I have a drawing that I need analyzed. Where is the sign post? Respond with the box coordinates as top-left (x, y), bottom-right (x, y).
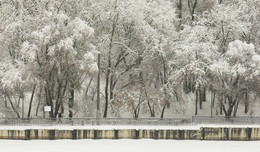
top-left (44, 106), bottom-right (51, 118)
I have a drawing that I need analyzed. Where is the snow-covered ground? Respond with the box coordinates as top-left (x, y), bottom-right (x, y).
top-left (1, 124), bottom-right (260, 130)
top-left (1, 125), bottom-right (260, 152)
top-left (0, 139), bottom-right (260, 152)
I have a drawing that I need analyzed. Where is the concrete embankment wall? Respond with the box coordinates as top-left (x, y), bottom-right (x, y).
top-left (1, 128), bottom-right (260, 140)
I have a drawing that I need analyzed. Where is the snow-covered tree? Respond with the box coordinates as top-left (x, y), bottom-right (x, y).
top-left (1, 0), bottom-right (260, 119)
top-left (209, 40), bottom-right (257, 116)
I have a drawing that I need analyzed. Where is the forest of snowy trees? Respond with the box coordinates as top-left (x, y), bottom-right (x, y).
top-left (0, 0), bottom-right (260, 119)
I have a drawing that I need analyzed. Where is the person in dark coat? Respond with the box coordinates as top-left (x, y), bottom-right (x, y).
top-left (58, 112), bottom-right (62, 123)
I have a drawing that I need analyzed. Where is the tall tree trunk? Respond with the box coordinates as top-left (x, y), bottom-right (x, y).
top-left (226, 105), bottom-right (234, 117)
top-left (188, 0), bottom-right (198, 21)
top-left (36, 86), bottom-right (42, 116)
top-left (183, 75), bottom-right (191, 94)
top-left (195, 90), bottom-right (198, 115)
top-left (176, 0), bottom-right (182, 31)
top-left (104, 8), bottom-right (118, 118)
top-left (148, 101), bottom-right (155, 117)
top-left (97, 53), bottom-right (101, 118)
top-left (85, 76), bottom-right (93, 97)
top-left (54, 82), bottom-right (63, 117)
top-left (183, 76), bottom-right (187, 93)
top-left (110, 74), bottom-right (115, 100)
top-left (192, 76), bottom-right (195, 93)
top-left (54, 80), bottom-right (67, 118)
top-left (134, 103), bottom-right (141, 119)
top-left (104, 64), bottom-right (110, 118)
top-left (212, 91), bottom-right (215, 107)
top-left (199, 87), bottom-right (203, 109)
top-left (220, 96), bottom-right (223, 115)
top-left (17, 96), bottom-right (20, 107)
top-left (44, 78), bottom-right (55, 118)
top-left (244, 92), bottom-right (248, 114)
top-left (4, 94), bottom-right (7, 107)
top-left (220, 106), bottom-right (223, 115)
top-left (222, 96), bottom-right (237, 117)
top-left (188, 77), bottom-right (192, 93)
top-left (91, 89), bottom-right (97, 101)
top-left (202, 87), bottom-right (206, 102)
top-left (6, 94), bottom-right (20, 118)
top-left (134, 93), bottom-right (144, 119)
top-left (45, 80), bottom-right (54, 118)
top-left (233, 100), bottom-right (240, 117)
top-left (134, 106), bottom-right (139, 119)
top-left (161, 54), bottom-right (168, 85)
top-left (160, 103), bottom-right (167, 119)
top-left (174, 91), bottom-right (179, 102)
top-left (44, 86), bottom-right (53, 118)
top-left (69, 82), bottom-right (74, 119)
top-left (27, 84), bottom-right (37, 118)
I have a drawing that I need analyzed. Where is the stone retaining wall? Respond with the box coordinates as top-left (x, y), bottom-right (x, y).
top-left (0, 128), bottom-right (259, 140)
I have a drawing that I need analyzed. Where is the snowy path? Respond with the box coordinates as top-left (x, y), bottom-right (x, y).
top-left (1, 124), bottom-right (260, 130)
top-left (0, 139), bottom-right (260, 152)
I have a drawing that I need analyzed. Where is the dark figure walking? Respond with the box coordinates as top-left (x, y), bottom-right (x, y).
top-left (58, 112), bottom-right (62, 123)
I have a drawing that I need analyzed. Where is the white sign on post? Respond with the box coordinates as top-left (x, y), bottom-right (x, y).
top-left (44, 106), bottom-right (51, 112)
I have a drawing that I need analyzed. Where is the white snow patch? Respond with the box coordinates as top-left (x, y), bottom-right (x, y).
top-left (0, 139), bottom-right (259, 152)
top-left (1, 124), bottom-right (260, 130)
